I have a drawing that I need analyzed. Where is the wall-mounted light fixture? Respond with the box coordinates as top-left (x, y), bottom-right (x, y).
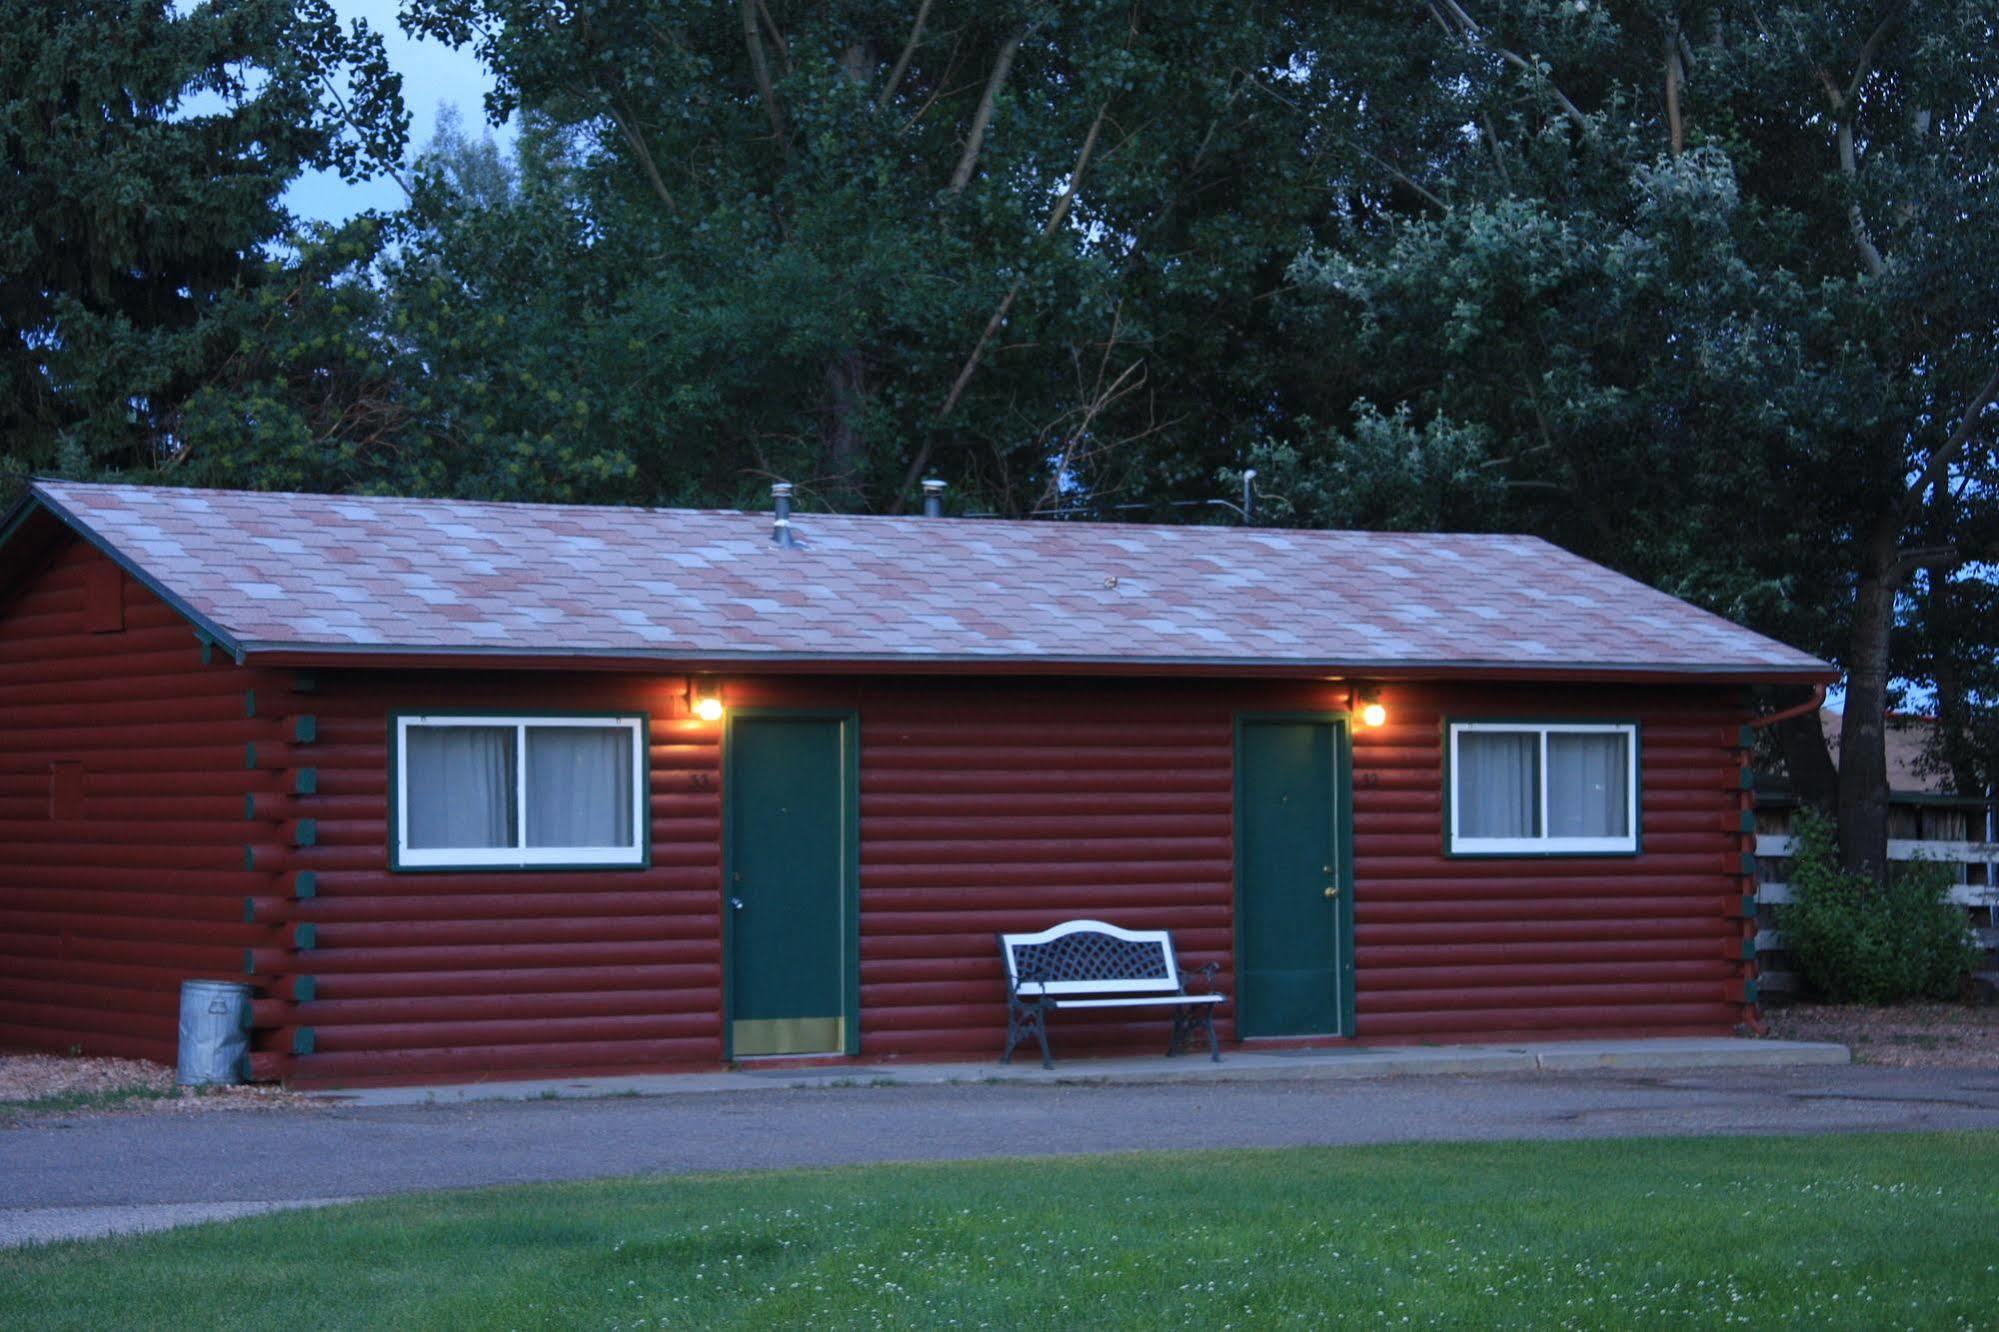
top-left (1356, 684), bottom-right (1387, 729)
top-left (687, 678), bottom-right (725, 723)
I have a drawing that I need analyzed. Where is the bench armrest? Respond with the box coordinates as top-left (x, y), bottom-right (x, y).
top-left (1179, 960), bottom-right (1221, 994)
top-left (1008, 965), bottom-right (1050, 1002)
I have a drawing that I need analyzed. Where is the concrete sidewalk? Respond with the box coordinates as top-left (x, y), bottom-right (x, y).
top-left (320, 1036), bottom-right (1850, 1106)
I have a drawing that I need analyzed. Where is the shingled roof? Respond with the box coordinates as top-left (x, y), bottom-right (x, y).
top-left (7, 480), bottom-right (1832, 681)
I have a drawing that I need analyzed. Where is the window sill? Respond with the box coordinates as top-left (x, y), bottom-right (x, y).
top-left (1446, 840), bottom-right (1641, 859)
top-left (392, 851), bottom-right (648, 873)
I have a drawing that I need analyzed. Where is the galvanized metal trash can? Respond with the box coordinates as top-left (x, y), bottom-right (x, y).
top-left (177, 980), bottom-right (250, 1086)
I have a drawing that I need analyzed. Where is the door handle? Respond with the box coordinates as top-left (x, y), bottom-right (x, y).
top-left (729, 897), bottom-right (745, 911)
top-left (1323, 885), bottom-right (1340, 899)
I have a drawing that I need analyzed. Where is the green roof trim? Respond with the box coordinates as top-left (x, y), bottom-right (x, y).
top-left (4, 485), bottom-right (248, 661)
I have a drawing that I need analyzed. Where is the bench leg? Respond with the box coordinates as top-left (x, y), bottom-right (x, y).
top-left (1003, 1001), bottom-right (1053, 1069)
top-left (1168, 1004), bottom-right (1220, 1061)
top-left (1002, 1000), bottom-right (1029, 1065)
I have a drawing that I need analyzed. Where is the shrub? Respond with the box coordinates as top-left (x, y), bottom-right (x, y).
top-left (1775, 811), bottom-right (1980, 1003)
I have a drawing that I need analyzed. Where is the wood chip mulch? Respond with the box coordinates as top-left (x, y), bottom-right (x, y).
top-left (1764, 1002), bottom-right (1999, 1069)
top-left (0, 1054), bottom-right (319, 1118)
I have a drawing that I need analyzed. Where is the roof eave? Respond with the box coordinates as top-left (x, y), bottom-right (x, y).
top-left (239, 641), bottom-right (1839, 685)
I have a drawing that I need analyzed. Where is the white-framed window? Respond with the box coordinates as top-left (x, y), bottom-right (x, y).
top-left (393, 714), bottom-right (648, 869)
top-left (1447, 721), bottom-right (1638, 856)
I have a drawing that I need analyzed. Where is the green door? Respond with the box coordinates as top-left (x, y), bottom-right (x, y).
top-left (1236, 717), bottom-right (1352, 1037)
top-left (726, 714), bottom-right (856, 1057)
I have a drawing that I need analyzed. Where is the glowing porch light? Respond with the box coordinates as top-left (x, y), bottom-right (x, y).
top-left (687, 678), bottom-right (725, 722)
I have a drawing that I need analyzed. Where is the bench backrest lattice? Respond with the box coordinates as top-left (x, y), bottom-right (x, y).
top-left (1001, 920), bottom-right (1181, 997)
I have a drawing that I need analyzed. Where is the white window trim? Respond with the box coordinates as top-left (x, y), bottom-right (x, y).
top-left (394, 714), bottom-right (648, 869)
top-left (1448, 720), bottom-right (1639, 856)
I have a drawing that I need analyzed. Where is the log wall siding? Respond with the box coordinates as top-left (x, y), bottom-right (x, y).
top-left (858, 679), bottom-right (1754, 1053)
top-left (854, 681), bottom-right (1241, 1059)
top-left (268, 672), bottom-right (723, 1084)
top-left (255, 673), bottom-right (1752, 1084)
top-left (1351, 688), bottom-right (1758, 1041)
top-left (1, 548), bottom-right (1760, 1082)
top-left (0, 539), bottom-right (293, 1064)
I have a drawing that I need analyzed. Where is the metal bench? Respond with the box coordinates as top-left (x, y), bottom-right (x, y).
top-left (998, 919), bottom-right (1223, 1068)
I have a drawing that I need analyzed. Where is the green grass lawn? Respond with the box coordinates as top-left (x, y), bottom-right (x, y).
top-left (4, 1133), bottom-right (1995, 1329)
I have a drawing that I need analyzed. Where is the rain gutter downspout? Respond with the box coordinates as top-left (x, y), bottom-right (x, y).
top-left (1747, 682), bottom-right (1828, 730)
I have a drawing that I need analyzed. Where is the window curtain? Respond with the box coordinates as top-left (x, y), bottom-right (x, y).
top-left (1547, 732), bottom-right (1629, 838)
top-left (1916, 807), bottom-right (1970, 883)
top-left (1459, 732), bottom-right (1537, 838)
top-left (1927, 808), bottom-right (1968, 842)
top-left (406, 726), bottom-right (515, 849)
top-left (526, 726), bottom-right (635, 849)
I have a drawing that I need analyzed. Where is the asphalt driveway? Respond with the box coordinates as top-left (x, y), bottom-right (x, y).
top-left (3, 1064), bottom-right (1997, 1246)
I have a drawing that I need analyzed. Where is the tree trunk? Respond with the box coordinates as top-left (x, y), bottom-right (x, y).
top-left (818, 40), bottom-right (874, 508)
top-left (1919, 499), bottom-right (1984, 797)
top-left (1774, 709), bottom-right (1838, 814)
top-left (822, 349), bottom-right (866, 503)
top-left (1931, 650), bottom-right (1984, 798)
top-left (1837, 531), bottom-right (1898, 881)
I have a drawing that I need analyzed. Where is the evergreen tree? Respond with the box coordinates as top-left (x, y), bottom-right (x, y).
top-left (0, 0), bottom-right (407, 500)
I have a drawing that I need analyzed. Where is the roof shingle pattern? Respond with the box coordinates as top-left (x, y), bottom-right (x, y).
top-left (28, 481), bottom-right (1829, 677)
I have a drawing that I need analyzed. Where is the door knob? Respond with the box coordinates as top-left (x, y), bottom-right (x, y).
top-left (1323, 885), bottom-right (1340, 899)
top-left (729, 896), bottom-right (745, 911)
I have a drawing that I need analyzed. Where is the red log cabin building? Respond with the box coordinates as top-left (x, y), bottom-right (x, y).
top-left (0, 481), bottom-right (1834, 1086)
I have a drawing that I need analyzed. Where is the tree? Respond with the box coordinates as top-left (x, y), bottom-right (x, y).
top-left (14, 1), bottom-right (1996, 884)
top-left (0, 0), bottom-right (407, 501)
top-left (1281, 0), bottom-right (1999, 877)
top-left (388, 0), bottom-right (1437, 513)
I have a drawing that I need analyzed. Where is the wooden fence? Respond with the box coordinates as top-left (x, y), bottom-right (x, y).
top-left (1753, 835), bottom-right (1999, 994)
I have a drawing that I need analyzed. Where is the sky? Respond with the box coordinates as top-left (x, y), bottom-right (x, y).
top-left (285, 0), bottom-right (506, 225)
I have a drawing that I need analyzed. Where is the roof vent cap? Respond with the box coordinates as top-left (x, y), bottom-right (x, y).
top-left (771, 482), bottom-right (797, 548)
top-left (921, 478), bottom-right (947, 519)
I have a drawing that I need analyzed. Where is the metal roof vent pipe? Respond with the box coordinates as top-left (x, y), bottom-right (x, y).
top-left (921, 478), bottom-right (947, 518)
top-left (770, 482), bottom-right (797, 548)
